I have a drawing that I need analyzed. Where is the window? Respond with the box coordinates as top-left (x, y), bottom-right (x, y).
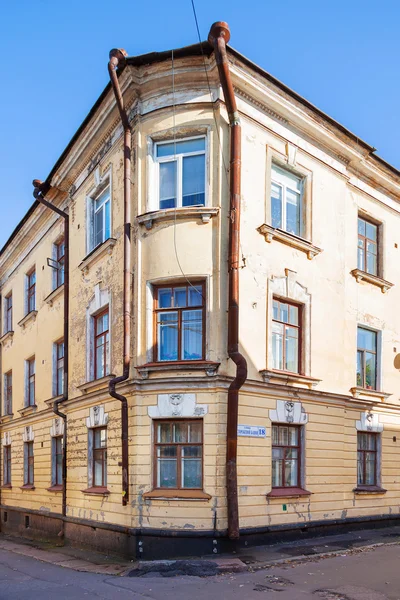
top-left (4, 293), bottom-right (12, 333)
top-left (3, 446), bottom-right (11, 486)
top-left (272, 425), bottom-right (301, 488)
top-left (357, 327), bottom-right (377, 390)
top-left (154, 420), bottom-right (203, 490)
top-left (24, 442), bottom-right (34, 486)
top-left (52, 437), bottom-right (63, 487)
top-left (155, 138), bottom-right (206, 209)
top-left (357, 432), bottom-right (378, 487)
top-left (54, 341), bottom-right (64, 397)
top-left (4, 371), bottom-right (12, 416)
top-left (93, 428), bottom-right (107, 487)
top-left (91, 188), bottom-right (111, 250)
top-left (272, 299), bottom-right (301, 373)
top-left (94, 310), bottom-right (109, 379)
top-left (358, 217), bottom-right (378, 275)
top-left (27, 270), bottom-right (36, 313)
top-left (271, 164), bottom-right (303, 236)
top-left (26, 358), bottom-right (35, 406)
top-left (154, 283), bottom-right (204, 362)
top-left (54, 239), bottom-right (65, 289)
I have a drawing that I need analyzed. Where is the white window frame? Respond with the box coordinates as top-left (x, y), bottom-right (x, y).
top-left (86, 171), bottom-right (112, 254)
top-left (271, 163), bottom-right (304, 237)
top-left (356, 325), bottom-right (382, 391)
top-left (154, 135), bottom-right (207, 210)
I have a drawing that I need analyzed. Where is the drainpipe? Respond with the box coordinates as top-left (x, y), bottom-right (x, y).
top-left (32, 180), bottom-right (69, 530)
top-left (208, 22), bottom-right (248, 540)
top-left (107, 49), bottom-right (131, 506)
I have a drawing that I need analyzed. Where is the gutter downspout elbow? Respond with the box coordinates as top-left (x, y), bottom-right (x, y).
top-left (32, 180), bottom-right (69, 534)
top-left (208, 21), bottom-right (248, 540)
top-left (107, 49), bottom-right (132, 507)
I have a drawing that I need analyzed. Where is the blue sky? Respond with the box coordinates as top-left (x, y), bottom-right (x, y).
top-left (1, 0), bottom-right (399, 247)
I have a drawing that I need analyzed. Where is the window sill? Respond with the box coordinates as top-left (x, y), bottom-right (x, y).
top-left (136, 361), bottom-right (220, 379)
top-left (77, 374), bottom-right (116, 394)
top-left (20, 484), bottom-right (35, 491)
top-left (350, 387), bottom-right (392, 402)
top-left (0, 330), bottom-right (14, 345)
top-left (258, 224), bottom-right (322, 260)
top-left (44, 395), bottom-right (63, 408)
top-left (79, 238), bottom-right (117, 275)
top-left (1, 484), bottom-right (12, 490)
top-left (267, 487), bottom-right (312, 498)
top-left (137, 207), bottom-right (219, 230)
top-left (353, 486), bottom-right (387, 495)
top-left (260, 369), bottom-right (321, 390)
top-left (18, 405), bottom-right (37, 417)
top-left (82, 487), bottom-right (110, 496)
top-left (45, 284), bottom-right (65, 307)
top-left (351, 269), bottom-right (394, 294)
top-left (0, 414), bottom-right (13, 424)
top-left (47, 485), bottom-right (64, 493)
top-left (143, 489), bottom-right (212, 501)
top-left (18, 311), bottom-right (38, 329)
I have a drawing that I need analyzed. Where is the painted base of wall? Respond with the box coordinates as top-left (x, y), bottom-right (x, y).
top-left (2, 506), bottom-right (400, 560)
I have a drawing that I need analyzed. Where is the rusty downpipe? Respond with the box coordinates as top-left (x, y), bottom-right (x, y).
top-left (208, 22), bottom-right (248, 539)
top-left (107, 48), bottom-right (131, 506)
top-left (32, 180), bottom-right (69, 530)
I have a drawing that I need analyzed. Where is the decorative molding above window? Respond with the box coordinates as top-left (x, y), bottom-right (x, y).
top-left (148, 393), bottom-right (208, 419)
top-left (77, 374), bottom-right (115, 394)
top-left (50, 417), bottom-right (65, 437)
top-left (18, 311), bottom-right (38, 329)
top-left (45, 283), bottom-right (65, 307)
top-left (258, 224), bottom-right (322, 260)
top-left (350, 387), bottom-right (391, 402)
top-left (79, 238), bottom-right (117, 275)
top-left (136, 361), bottom-right (220, 379)
top-left (356, 411), bottom-right (383, 433)
top-left (260, 369), bottom-right (320, 390)
top-left (269, 400), bottom-right (308, 425)
top-left (22, 425), bottom-right (34, 442)
top-left (19, 405), bottom-right (37, 418)
top-left (350, 269), bottom-right (394, 294)
top-left (137, 207), bottom-right (219, 230)
top-left (0, 330), bottom-right (14, 345)
top-left (2, 432), bottom-right (11, 446)
top-left (86, 405), bottom-right (109, 429)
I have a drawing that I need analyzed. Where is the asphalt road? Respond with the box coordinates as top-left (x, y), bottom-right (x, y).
top-left (1, 543), bottom-right (400, 599)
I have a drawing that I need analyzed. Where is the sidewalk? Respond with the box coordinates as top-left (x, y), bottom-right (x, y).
top-left (1, 524), bottom-right (400, 577)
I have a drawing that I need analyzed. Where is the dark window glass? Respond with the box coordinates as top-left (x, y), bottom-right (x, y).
top-left (25, 442), bottom-right (34, 485)
top-left (94, 310), bottom-right (109, 379)
top-left (27, 358), bottom-right (35, 406)
top-left (357, 432), bottom-right (377, 486)
top-left (357, 327), bottom-right (377, 390)
top-left (3, 446), bottom-right (11, 486)
top-left (5, 294), bottom-right (12, 333)
top-left (27, 270), bottom-right (36, 313)
top-left (54, 437), bottom-right (63, 486)
top-left (358, 217), bottom-right (378, 275)
top-left (4, 371), bottom-right (12, 416)
top-left (272, 425), bottom-right (300, 488)
top-left (272, 299), bottom-right (300, 373)
top-left (93, 427), bottom-right (107, 487)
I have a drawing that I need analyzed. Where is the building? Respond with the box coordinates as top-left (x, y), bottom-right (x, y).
top-left (1, 21), bottom-right (400, 559)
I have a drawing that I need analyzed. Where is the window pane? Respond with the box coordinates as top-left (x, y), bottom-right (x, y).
top-left (158, 288), bottom-right (172, 308)
top-left (158, 423), bottom-right (172, 443)
top-left (285, 188), bottom-right (301, 235)
top-left (279, 302), bottom-right (289, 324)
top-left (365, 452), bottom-right (376, 485)
top-left (94, 452), bottom-right (103, 486)
top-left (157, 138), bottom-right (205, 157)
top-left (188, 286), bottom-right (203, 307)
top-left (94, 207), bottom-right (104, 247)
top-left (158, 312), bottom-right (178, 361)
top-left (182, 309), bottom-right (203, 360)
top-left (366, 221), bottom-right (377, 241)
top-left (182, 155), bottom-right (205, 206)
top-left (365, 352), bottom-right (376, 389)
top-left (285, 458), bottom-right (298, 486)
top-left (188, 422), bottom-right (202, 443)
top-left (272, 448), bottom-right (283, 487)
top-left (285, 328), bottom-right (299, 373)
top-left (358, 246), bottom-right (364, 271)
top-left (273, 299), bottom-right (279, 320)
top-left (358, 218), bottom-right (366, 236)
top-left (182, 447), bottom-right (202, 488)
top-left (95, 189), bottom-right (110, 209)
top-left (173, 287), bottom-right (187, 308)
top-left (288, 428), bottom-right (299, 446)
top-left (271, 183), bottom-right (282, 229)
top-left (105, 200), bottom-right (111, 240)
top-left (366, 252), bottom-right (377, 275)
top-left (366, 240), bottom-right (377, 255)
top-left (357, 328), bottom-right (376, 352)
top-left (356, 350), bottom-right (363, 386)
top-left (159, 161), bottom-right (177, 209)
top-left (272, 322), bottom-right (283, 370)
top-left (173, 422), bottom-right (188, 443)
top-left (357, 452), bottom-right (363, 485)
top-left (288, 305), bottom-right (298, 325)
top-left (96, 313), bottom-right (108, 335)
top-left (272, 425), bottom-right (279, 445)
top-left (278, 426), bottom-right (289, 446)
top-left (157, 447), bottom-right (177, 488)
top-left (96, 344), bottom-right (105, 378)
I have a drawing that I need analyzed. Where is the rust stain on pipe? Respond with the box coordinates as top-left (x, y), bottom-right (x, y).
top-left (208, 21), bottom-right (248, 540)
top-left (107, 48), bottom-right (132, 506)
top-left (32, 179), bottom-right (69, 531)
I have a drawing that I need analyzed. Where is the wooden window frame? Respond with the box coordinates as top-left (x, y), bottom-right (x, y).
top-left (153, 282), bottom-right (205, 363)
top-left (4, 371), bottom-right (12, 416)
top-left (357, 432), bottom-right (378, 487)
top-left (25, 441), bottom-right (34, 485)
top-left (357, 327), bottom-right (378, 390)
top-left (153, 419), bottom-right (204, 491)
top-left (92, 427), bottom-right (107, 488)
top-left (272, 298), bottom-right (302, 375)
top-left (27, 270), bottom-right (36, 314)
top-left (55, 239), bottom-right (65, 289)
top-left (357, 215), bottom-right (379, 277)
top-left (56, 340), bottom-right (64, 397)
top-left (94, 309), bottom-right (109, 380)
top-left (3, 446), bottom-right (11, 486)
top-left (5, 293), bottom-right (12, 333)
top-left (54, 436), bottom-right (63, 486)
top-left (272, 424), bottom-right (301, 490)
top-left (27, 357), bottom-right (35, 406)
